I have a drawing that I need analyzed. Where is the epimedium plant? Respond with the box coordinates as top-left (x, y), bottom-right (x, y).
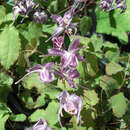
top-left (0, 0), bottom-right (130, 130)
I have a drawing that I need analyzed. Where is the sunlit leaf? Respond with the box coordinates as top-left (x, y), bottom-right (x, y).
top-left (84, 90), bottom-right (99, 106)
top-left (10, 114), bottom-right (26, 122)
top-left (0, 26), bottom-right (20, 70)
top-left (106, 62), bottom-right (123, 75)
top-left (109, 93), bottom-right (127, 117)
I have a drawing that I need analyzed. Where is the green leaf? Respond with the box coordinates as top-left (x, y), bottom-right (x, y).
top-left (112, 31), bottom-right (128, 44)
top-left (90, 35), bottom-right (103, 52)
top-left (25, 38), bottom-right (40, 57)
top-left (22, 73), bottom-right (46, 92)
top-left (80, 16), bottom-right (92, 36)
top-left (48, 1), bottom-right (57, 13)
top-left (0, 73), bottom-right (13, 86)
top-left (105, 50), bottom-right (120, 62)
top-left (42, 101), bottom-right (59, 126)
top-left (29, 109), bottom-right (46, 122)
top-left (106, 62), bottom-right (123, 75)
top-left (28, 22), bottom-right (42, 39)
top-left (34, 94), bottom-right (46, 108)
top-left (0, 26), bottom-right (21, 70)
top-left (86, 54), bottom-right (99, 77)
top-left (0, 6), bottom-right (6, 25)
top-left (0, 104), bottom-right (10, 130)
top-left (57, 0), bottom-right (67, 11)
top-left (20, 91), bottom-right (35, 109)
top-left (41, 84), bottom-right (61, 99)
top-left (29, 101), bottom-right (59, 126)
top-left (0, 114), bottom-right (9, 130)
top-left (42, 24), bottom-right (57, 35)
top-left (109, 93), bottom-right (127, 117)
top-left (10, 114), bottom-right (26, 122)
top-left (0, 73), bottom-right (12, 103)
top-left (84, 90), bottom-right (99, 106)
top-left (100, 75), bottom-right (120, 96)
top-left (72, 35), bottom-right (90, 46)
top-left (0, 104), bottom-right (10, 115)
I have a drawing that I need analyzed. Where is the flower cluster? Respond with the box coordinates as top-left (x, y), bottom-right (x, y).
top-left (99, 0), bottom-right (127, 13)
top-left (15, 2), bottom-right (84, 128)
top-left (14, 0), bottom-right (127, 129)
top-left (13, 0), bottom-right (48, 23)
top-left (49, 6), bottom-right (78, 39)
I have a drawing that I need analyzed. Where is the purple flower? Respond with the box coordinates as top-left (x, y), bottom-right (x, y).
top-left (33, 118), bottom-right (51, 130)
top-left (55, 68), bottom-right (80, 88)
top-left (15, 63), bottom-right (55, 84)
top-left (48, 39), bottom-right (85, 69)
top-left (33, 11), bottom-right (48, 24)
top-left (50, 7), bottom-right (78, 38)
top-left (57, 91), bottom-right (82, 127)
top-left (99, 0), bottom-right (113, 11)
top-left (52, 36), bottom-right (64, 49)
top-left (111, 0), bottom-right (127, 13)
top-left (13, 0), bottom-right (35, 20)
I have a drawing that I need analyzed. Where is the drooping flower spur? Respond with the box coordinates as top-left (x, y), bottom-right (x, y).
top-left (57, 91), bottom-right (82, 127)
top-left (15, 62), bottom-right (55, 84)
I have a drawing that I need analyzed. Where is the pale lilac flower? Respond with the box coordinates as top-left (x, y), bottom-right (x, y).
top-left (15, 63), bottom-right (55, 84)
top-left (111, 0), bottom-right (127, 13)
top-left (34, 11), bottom-right (48, 24)
top-left (13, 0), bottom-right (35, 20)
top-left (55, 68), bottom-right (80, 88)
top-left (48, 39), bottom-right (85, 69)
top-left (99, 0), bottom-right (113, 11)
top-left (52, 36), bottom-right (64, 49)
top-left (57, 91), bottom-right (82, 127)
top-left (33, 118), bottom-right (51, 130)
top-left (50, 7), bottom-right (78, 38)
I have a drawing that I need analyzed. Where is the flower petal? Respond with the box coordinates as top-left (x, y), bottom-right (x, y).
top-left (48, 48), bottom-right (65, 56)
top-left (68, 39), bottom-right (80, 51)
top-left (51, 14), bottom-right (62, 24)
top-left (26, 64), bottom-right (43, 72)
top-left (39, 70), bottom-right (55, 83)
top-left (33, 118), bottom-right (51, 130)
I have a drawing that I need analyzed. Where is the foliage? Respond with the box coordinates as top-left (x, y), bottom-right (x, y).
top-left (0, 0), bottom-right (129, 130)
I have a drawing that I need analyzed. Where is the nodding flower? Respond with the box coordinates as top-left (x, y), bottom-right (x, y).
top-left (111, 0), bottom-right (127, 13)
top-left (13, 0), bottom-right (35, 20)
top-left (33, 11), bottom-right (48, 24)
top-left (99, 0), bottom-right (113, 11)
top-left (48, 7), bottom-right (78, 40)
top-left (57, 91), bottom-right (82, 127)
top-left (33, 118), bottom-right (51, 130)
top-left (99, 0), bottom-right (127, 13)
top-left (15, 63), bottom-right (55, 84)
top-left (48, 39), bottom-right (85, 69)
